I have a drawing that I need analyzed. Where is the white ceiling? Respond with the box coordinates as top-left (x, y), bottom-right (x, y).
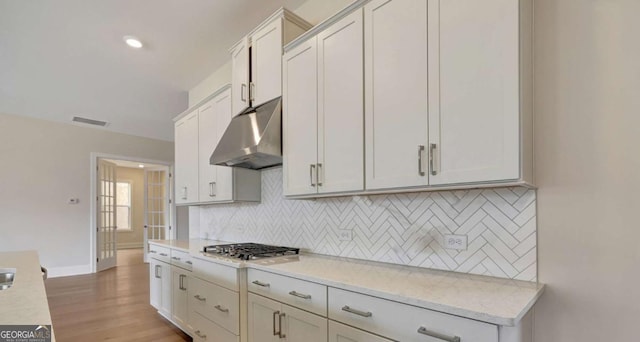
top-left (0, 0), bottom-right (308, 141)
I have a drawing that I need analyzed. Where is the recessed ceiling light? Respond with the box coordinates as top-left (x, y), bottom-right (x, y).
top-left (138, 164), bottom-right (145, 168)
top-left (123, 36), bottom-right (143, 49)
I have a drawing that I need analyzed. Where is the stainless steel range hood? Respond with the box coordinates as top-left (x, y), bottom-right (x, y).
top-left (210, 97), bottom-right (282, 170)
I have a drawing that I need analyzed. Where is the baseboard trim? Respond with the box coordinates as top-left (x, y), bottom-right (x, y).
top-left (47, 264), bottom-right (92, 278)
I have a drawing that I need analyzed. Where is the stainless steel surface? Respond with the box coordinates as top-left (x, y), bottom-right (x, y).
top-left (429, 143), bottom-right (437, 176)
top-left (179, 274), bottom-right (186, 291)
top-left (317, 163), bottom-right (323, 186)
top-left (252, 280), bottom-right (270, 287)
top-left (273, 311), bottom-right (280, 336)
top-left (194, 294), bottom-right (206, 302)
top-left (214, 305), bottom-right (229, 313)
top-left (278, 313), bottom-right (287, 338)
top-left (418, 145), bottom-right (426, 176)
top-left (241, 83), bottom-right (247, 102)
top-left (194, 330), bottom-right (207, 339)
top-left (341, 305), bottom-right (372, 318)
top-left (209, 182), bottom-right (216, 197)
top-left (288, 291), bottom-right (311, 299)
top-left (417, 327), bottom-right (461, 342)
top-left (203, 243), bottom-right (300, 260)
top-left (310, 164), bottom-right (316, 187)
top-left (250, 82), bottom-right (256, 101)
top-left (0, 269), bottom-right (15, 290)
top-left (210, 97), bottom-right (283, 170)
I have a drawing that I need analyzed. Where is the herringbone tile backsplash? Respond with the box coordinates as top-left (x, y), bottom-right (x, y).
top-left (199, 168), bottom-right (537, 281)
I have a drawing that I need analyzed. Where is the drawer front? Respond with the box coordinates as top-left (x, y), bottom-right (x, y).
top-left (192, 257), bottom-right (238, 291)
top-left (328, 288), bottom-right (498, 342)
top-left (248, 269), bottom-right (327, 316)
top-left (191, 311), bottom-right (238, 342)
top-left (329, 320), bottom-right (393, 342)
top-left (170, 249), bottom-right (193, 270)
top-left (148, 244), bottom-right (171, 263)
top-left (190, 277), bottom-right (240, 335)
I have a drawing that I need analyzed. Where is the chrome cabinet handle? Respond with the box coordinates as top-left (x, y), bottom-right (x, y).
top-left (341, 305), bottom-right (372, 318)
top-left (194, 330), bottom-right (207, 340)
top-left (214, 305), bottom-right (229, 313)
top-left (194, 294), bottom-right (206, 302)
top-left (310, 164), bottom-right (316, 187)
top-left (252, 280), bottom-right (270, 287)
top-left (154, 265), bottom-right (161, 279)
top-left (279, 312), bottom-right (287, 338)
top-left (418, 145), bottom-right (426, 176)
top-left (179, 274), bottom-right (186, 291)
top-left (429, 143), bottom-right (437, 176)
top-left (289, 291), bottom-right (311, 300)
top-left (418, 327), bottom-right (460, 342)
top-left (250, 82), bottom-right (255, 101)
top-left (159, 253), bottom-right (168, 257)
top-left (273, 311), bottom-right (280, 336)
top-left (317, 163), bottom-right (323, 186)
top-left (182, 186), bottom-right (187, 200)
top-left (172, 256), bottom-right (181, 260)
top-left (241, 83), bottom-right (247, 102)
top-left (186, 261), bottom-right (193, 265)
top-left (149, 250), bottom-right (157, 254)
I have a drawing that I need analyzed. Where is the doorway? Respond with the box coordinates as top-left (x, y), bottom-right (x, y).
top-left (91, 153), bottom-right (173, 273)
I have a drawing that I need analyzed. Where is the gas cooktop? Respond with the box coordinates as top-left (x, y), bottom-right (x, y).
top-left (202, 243), bottom-right (300, 261)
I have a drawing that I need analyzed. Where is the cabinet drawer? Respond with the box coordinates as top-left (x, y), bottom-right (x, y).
top-left (191, 311), bottom-right (238, 342)
top-left (329, 320), bottom-right (393, 342)
top-left (190, 277), bottom-right (240, 335)
top-left (148, 244), bottom-right (171, 263)
top-left (170, 249), bottom-right (193, 271)
top-left (248, 269), bottom-right (327, 316)
top-left (192, 257), bottom-right (238, 291)
top-left (328, 288), bottom-right (498, 342)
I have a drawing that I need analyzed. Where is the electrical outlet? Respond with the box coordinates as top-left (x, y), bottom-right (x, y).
top-left (338, 230), bottom-right (353, 241)
top-left (444, 234), bottom-right (468, 250)
top-left (68, 198), bottom-right (79, 204)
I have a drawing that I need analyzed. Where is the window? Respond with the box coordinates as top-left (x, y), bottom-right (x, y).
top-left (116, 181), bottom-right (132, 230)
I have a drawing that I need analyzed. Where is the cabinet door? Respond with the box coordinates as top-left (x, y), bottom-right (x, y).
top-left (149, 259), bottom-right (162, 310)
top-left (198, 99), bottom-right (218, 203)
top-left (191, 312), bottom-right (239, 342)
top-left (160, 263), bottom-right (172, 318)
top-left (283, 38), bottom-right (318, 196)
top-left (214, 89), bottom-right (235, 201)
top-left (317, 9), bottom-right (364, 194)
top-left (231, 37), bottom-right (250, 116)
top-left (248, 293), bottom-right (281, 342)
top-left (175, 112), bottom-right (199, 204)
top-left (172, 268), bottom-right (189, 332)
top-left (428, 0), bottom-right (520, 184)
top-left (364, 0), bottom-right (429, 190)
top-left (251, 18), bottom-right (283, 106)
top-left (329, 320), bottom-right (393, 342)
top-left (281, 304), bottom-right (327, 342)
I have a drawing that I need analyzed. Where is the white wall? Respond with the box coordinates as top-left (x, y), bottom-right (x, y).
top-left (0, 113), bottom-right (173, 276)
top-left (534, 0), bottom-right (640, 341)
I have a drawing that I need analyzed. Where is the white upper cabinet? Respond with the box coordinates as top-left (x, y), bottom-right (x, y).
top-left (175, 111), bottom-right (199, 204)
top-left (197, 99), bottom-right (218, 203)
top-left (231, 37), bottom-right (250, 117)
top-left (230, 9), bottom-right (312, 116)
top-left (364, 0), bottom-right (429, 191)
top-left (283, 9), bottom-right (364, 197)
top-left (213, 89), bottom-right (235, 201)
top-left (428, 0), bottom-right (522, 185)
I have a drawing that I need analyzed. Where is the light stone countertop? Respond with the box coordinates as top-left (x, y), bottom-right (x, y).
top-left (0, 251), bottom-right (55, 341)
top-left (147, 240), bottom-right (544, 326)
top-left (149, 239), bottom-right (246, 268)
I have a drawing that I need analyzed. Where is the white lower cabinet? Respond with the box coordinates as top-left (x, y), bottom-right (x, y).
top-left (248, 293), bottom-right (327, 342)
top-left (328, 321), bottom-right (392, 342)
top-left (149, 257), bottom-right (172, 319)
top-left (191, 310), bottom-right (239, 342)
top-left (171, 266), bottom-right (191, 333)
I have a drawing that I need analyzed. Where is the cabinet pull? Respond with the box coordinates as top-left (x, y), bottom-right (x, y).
top-left (279, 312), bottom-right (287, 338)
top-left (252, 280), bottom-right (271, 287)
top-left (288, 291), bottom-right (312, 300)
top-left (194, 294), bottom-right (206, 302)
top-left (149, 250), bottom-right (157, 254)
top-left (154, 265), bottom-right (161, 279)
top-left (179, 274), bottom-right (186, 291)
top-left (186, 261), bottom-right (193, 265)
top-left (194, 330), bottom-right (207, 340)
top-left (214, 304), bottom-right (229, 313)
top-left (429, 143), bottom-right (437, 176)
top-left (159, 253), bottom-right (168, 257)
top-left (241, 83), bottom-right (247, 102)
top-left (317, 163), bottom-right (323, 186)
top-left (250, 82), bottom-right (255, 101)
top-left (310, 164), bottom-right (316, 187)
top-left (209, 182), bottom-right (216, 197)
top-left (418, 145), bottom-right (426, 176)
top-left (171, 256), bottom-right (181, 260)
top-left (417, 327), bottom-right (460, 342)
top-left (273, 310), bottom-right (280, 336)
top-left (341, 305), bottom-right (372, 318)
top-left (182, 186), bottom-right (188, 200)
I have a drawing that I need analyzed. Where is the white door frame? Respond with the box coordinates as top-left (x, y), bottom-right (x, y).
top-left (90, 152), bottom-right (174, 273)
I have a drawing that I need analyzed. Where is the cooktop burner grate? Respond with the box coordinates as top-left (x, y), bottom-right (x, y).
top-left (202, 243), bottom-right (300, 260)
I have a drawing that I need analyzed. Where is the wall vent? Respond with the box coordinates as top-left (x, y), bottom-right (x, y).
top-left (72, 116), bottom-right (109, 127)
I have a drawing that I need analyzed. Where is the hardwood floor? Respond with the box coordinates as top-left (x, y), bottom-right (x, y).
top-left (46, 249), bottom-right (191, 341)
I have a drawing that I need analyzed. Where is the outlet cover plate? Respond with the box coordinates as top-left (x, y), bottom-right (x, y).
top-left (338, 230), bottom-right (353, 241)
top-left (444, 234), bottom-right (468, 251)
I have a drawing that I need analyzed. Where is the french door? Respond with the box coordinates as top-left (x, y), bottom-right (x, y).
top-left (97, 159), bottom-right (117, 272)
top-left (143, 167), bottom-right (171, 262)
